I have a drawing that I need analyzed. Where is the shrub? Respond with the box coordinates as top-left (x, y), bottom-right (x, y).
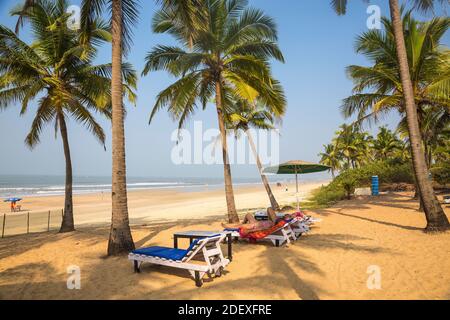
top-left (340, 176), bottom-right (357, 200)
top-left (309, 184), bottom-right (346, 207)
top-left (308, 160), bottom-right (414, 207)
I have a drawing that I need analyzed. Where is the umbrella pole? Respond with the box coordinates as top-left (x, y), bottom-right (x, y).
top-left (295, 169), bottom-right (299, 212)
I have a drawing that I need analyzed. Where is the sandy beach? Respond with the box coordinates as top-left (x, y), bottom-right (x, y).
top-left (0, 181), bottom-right (324, 232)
top-left (1, 188), bottom-right (449, 300)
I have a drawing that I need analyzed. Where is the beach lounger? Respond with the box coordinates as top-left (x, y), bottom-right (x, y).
top-left (255, 211), bottom-right (321, 226)
top-left (226, 221), bottom-right (296, 247)
top-left (288, 218), bottom-right (310, 238)
top-left (128, 234), bottom-right (230, 287)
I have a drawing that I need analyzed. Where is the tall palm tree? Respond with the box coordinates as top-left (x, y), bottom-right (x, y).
top-left (226, 97), bottom-right (286, 210)
top-left (1, 0), bottom-right (136, 233)
top-left (144, 0), bottom-right (285, 223)
top-left (332, 0), bottom-right (450, 231)
top-left (78, 0), bottom-right (139, 255)
top-left (319, 143), bottom-right (342, 178)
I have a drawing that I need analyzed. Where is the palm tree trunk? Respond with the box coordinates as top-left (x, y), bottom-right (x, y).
top-left (215, 80), bottom-right (239, 223)
top-left (58, 113), bottom-right (75, 233)
top-left (246, 129), bottom-right (280, 210)
top-left (389, 0), bottom-right (449, 232)
top-left (108, 0), bottom-right (135, 255)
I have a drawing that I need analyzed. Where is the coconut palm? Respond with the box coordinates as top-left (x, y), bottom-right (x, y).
top-left (341, 13), bottom-right (449, 126)
top-left (332, 0), bottom-right (450, 231)
top-left (144, 0), bottom-right (285, 223)
top-left (319, 143), bottom-right (342, 178)
top-left (0, 0), bottom-right (137, 233)
top-left (226, 96), bottom-right (285, 210)
top-left (75, 0), bottom-right (140, 255)
top-left (373, 127), bottom-right (402, 159)
top-left (333, 124), bottom-right (372, 169)
top-left (153, 0), bottom-right (208, 47)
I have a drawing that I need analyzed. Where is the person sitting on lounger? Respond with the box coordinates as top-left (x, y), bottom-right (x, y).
top-left (223, 207), bottom-right (278, 233)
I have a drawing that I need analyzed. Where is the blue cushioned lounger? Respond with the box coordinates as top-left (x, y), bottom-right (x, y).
top-left (128, 234), bottom-right (229, 287)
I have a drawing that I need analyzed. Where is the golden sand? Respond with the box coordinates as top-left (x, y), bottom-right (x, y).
top-left (0, 188), bottom-right (449, 300)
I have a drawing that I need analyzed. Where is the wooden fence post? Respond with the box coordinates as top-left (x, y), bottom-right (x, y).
top-left (2, 214), bottom-right (6, 238)
top-left (48, 210), bottom-right (51, 232)
top-left (27, 212), bottom-right (30, 234)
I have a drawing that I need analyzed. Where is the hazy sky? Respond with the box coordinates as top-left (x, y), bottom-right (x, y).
top-left (0, 0), bottom-right (448, 178)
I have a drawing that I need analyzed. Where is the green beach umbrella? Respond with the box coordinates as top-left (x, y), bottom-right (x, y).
top-left (263, 160), bottom-right (330, 211)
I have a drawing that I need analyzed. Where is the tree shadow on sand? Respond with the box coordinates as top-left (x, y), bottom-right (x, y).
top-left (0, 262), bottom-right (68, 299)
top-left (310, 193), bottom-right (423, 218)
top-left (0, 212), bottom-right (392, 300)
top-left (321, 209), bottom-right (423, 231)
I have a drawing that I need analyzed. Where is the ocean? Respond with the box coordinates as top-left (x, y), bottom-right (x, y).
top-left (0, 172), bottom-right (330, 198)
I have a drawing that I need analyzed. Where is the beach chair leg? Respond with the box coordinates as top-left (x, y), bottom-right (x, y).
top-left (227, 234), bottom-right (233, 261)
top-left (133, 260), bottom-right (141, 273)
top-left (194, 271), bottom-right (203, 287)
top-left (215, 266), bottom-right (224, 278)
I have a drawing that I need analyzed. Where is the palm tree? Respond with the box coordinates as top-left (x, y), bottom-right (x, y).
top-left (78, 0), bottom-right (139, 255)
top-left (342, 13), bottom-right (449, 129)
top-left (144, 0), bottom-right (285, 223)
top-left (373, 127), bottom-right (402, 159)
top-left (333, 124), bottom-right (371, 169)
top-left (319, 143), bottom-right (342, 178)
top-left (226, 97), bottom-right (285, 210)
top-left (332, 0), bottom-right (450, 231)
top-left (153, 0), bottom-right (207, 48)
top-left (0, 0), bottom-right (136, 233)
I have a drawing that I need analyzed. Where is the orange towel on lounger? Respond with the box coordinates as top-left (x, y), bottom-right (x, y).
top-left (240, 220), bottom-right (287, 241)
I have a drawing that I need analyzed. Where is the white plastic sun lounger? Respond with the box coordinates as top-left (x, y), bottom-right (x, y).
top-left (226, 222), bottom-right (296, 247)
top-left (255, 211), bottom-right (322, 225)
top-left (128, 234), bottom-right (230, 287)
top-left (288, 218), bottom-right (310, 238)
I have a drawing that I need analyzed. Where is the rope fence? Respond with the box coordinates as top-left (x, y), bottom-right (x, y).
top-left (1, 209), bottom-right (64, 238)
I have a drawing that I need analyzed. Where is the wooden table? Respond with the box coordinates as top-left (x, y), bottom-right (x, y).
top-left (173, 231), bottom-right (233, 261)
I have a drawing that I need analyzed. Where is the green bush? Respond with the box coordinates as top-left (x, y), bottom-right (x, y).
top-left (309, 184), bottom-right (346, 207)
top-left (340, 176), bottom-right (357, 200)
top-left (308, 160), bottom-right (414, 207)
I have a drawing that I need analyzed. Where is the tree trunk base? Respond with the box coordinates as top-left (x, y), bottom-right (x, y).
top-left (108, 227), bottom-right (135, 256)
top-left (59, 226), bottom-right (75, 233)
top-left (425, 220), bottom-right (450, 233)
top-left (424, 224), bottom-right (450, 233)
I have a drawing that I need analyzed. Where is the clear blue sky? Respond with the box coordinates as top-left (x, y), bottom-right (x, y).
top-left (0, 0), bottom-right (448, 178)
